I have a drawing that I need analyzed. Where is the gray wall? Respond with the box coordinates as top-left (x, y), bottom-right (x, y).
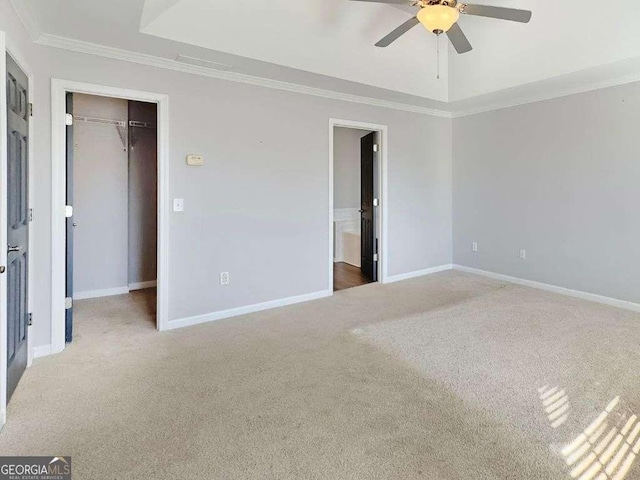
top-left (0, 0), bottom-right (452, 349)
top-left (333, 127), bottom-right (368, 210)
top-left (128, 101), bottom-right (158, 286)
top-left (72, 94), bottom-right (129, 295)
top-left (453, 82), bottom-right (640, 303)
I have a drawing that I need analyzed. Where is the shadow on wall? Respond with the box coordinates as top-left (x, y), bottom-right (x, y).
top-left (539, 385), bottom-right (640, 480)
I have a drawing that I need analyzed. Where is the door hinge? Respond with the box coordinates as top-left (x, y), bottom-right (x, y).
top-left (29, 208), bottom-right (33, 222)
top-left (373, 143), bottom-right (379, 153)
top-left (65, 297), bottom-right (73, 310)
top-left (373, 253), bottom-right (379, 262)
top-left (65, 113), bottom-right (73, 126)
top-left (65, 205), bottom-right (73, 218)
top-left (373, 198), bottom-right (379, 207)
top-left (28, 313), bottom-right (33, 326)
top-left (29, 103), bottom-right (33, 117)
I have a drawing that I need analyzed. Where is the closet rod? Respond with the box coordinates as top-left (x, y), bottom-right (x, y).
top-left (129, 120), bottom-right (157, 129)
top-left (73, 115), bottom-right (127, 127)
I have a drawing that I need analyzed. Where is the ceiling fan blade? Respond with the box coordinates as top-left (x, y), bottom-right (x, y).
top-left (461, 4), bottom-right (532, 23)
top-left (350, 0), bottom-right (412, 4)
top-left (446, 23), bottom-right (472, 54)
top-left (375, 17), bottom-right (420, 47)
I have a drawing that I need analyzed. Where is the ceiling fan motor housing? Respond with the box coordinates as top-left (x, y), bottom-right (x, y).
top-left (414, 0), bottom-right (459, 8)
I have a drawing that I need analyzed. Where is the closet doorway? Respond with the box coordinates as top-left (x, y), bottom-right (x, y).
top-left (65, 93), bottom-right (158, 342)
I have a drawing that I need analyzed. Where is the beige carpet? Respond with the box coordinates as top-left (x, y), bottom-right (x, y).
top-left (1, 272), bottom-right (639, 479)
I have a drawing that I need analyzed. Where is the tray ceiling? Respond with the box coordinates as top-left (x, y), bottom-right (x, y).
top-left (140, 0), bottom-right (640, 102)
top-left (140, 0), bottom-right (450, 101)
top-left (20, 0), bottom-right (640, 107)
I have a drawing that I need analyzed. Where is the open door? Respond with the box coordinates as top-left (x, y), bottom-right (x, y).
top-left (6, 54), bottom-right (29, 402)
top-left (65, 92), bottom-right (73, 343)
top-left (360, 132), bottom-right (377, 282)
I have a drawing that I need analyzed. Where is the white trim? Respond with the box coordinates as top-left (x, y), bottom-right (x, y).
top-left (9, 0), bottom-right (640, 120)
top-left (32, 35), bottom-right (640, 121)
top-left (7, 0), bottom-right (42, 42)
top-left (128, 280), bottom-right (157, 291)
top-left (35, 34), bottom-right (452, 119)
top-left (329, 119), bottom-right (388, 291)
top-left (33, 344), bottom-right (52, 359)
top-left (51, 79), bottom-right (170, 356)
top-left (453, 265), bottom-right (640, 313)
top-left (73, 281), bottom-right (158, 299)
top-left (451, 72), bottom-right (640, 118)
top-left (385, 264), bottom-right (453, 284)
top-left (167, 290), bottom-right (332, 331)
top-left (73, 286), bottom-right (129, 300)
top-left (0, 31), bottom-right (8, 430)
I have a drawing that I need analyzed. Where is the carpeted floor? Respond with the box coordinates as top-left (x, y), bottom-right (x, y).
top-left (1, 272), bottom-right (639, 479)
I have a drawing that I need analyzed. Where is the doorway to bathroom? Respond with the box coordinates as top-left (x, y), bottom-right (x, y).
top-left (329, 120), bottom-right (387, 292)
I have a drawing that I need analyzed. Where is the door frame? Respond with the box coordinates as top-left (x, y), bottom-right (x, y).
top-left (328, 119), bottom-right (388, 291)
top-left (1, 31), bottom-right (35, 428)
top-left (51, 79), bottom-right (170, 354)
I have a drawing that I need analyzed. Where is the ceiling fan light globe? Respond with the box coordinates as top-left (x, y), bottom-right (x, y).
top-left (417, 5), bottom-right (460, 33)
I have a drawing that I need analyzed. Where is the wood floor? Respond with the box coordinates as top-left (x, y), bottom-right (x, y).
top-left (333, 262), bottom-right (373, 291)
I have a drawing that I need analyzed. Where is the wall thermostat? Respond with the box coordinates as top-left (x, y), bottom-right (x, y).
top-left (186, 154), bottom-right (204, 166)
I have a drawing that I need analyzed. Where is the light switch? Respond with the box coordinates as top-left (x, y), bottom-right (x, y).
top-left (173, 198), bottom-right (184, 212)
top-left (186, 154), bottom-right (204, 166)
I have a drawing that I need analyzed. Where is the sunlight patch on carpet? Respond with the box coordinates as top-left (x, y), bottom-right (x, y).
top-left (551, 394), bottom-right (640, 480)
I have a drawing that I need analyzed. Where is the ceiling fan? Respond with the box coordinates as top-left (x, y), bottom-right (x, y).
top-left (351, 0), bottom-right (532, 54)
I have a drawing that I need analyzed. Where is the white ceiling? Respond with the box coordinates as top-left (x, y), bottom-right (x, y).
top-left (140, 0), bottom-right (640, 102)
top-left (17, 0), bottom-right (640, 110)
top-left (449, 0), bottom-right (640, 101)
top-left (140, 0), bottom-right (449, 101)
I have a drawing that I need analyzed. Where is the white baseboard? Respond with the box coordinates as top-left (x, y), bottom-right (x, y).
top-left (73, 286), bottom-right (129, 300)
top-left (128, 280), bottom-right (157, 291)
top-left (453, 265), bottom-right (640, 313)
top-left (385, 264), bottom-right (453, 284)
top-left (166, 289), bottom-right (333, 331)
top-left (74, 282), bottom-right (157, 300)
top-left (33, 344), bottom-right (52, 359)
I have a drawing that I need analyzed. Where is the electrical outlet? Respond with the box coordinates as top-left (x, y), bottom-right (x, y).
top-left (220, 272), bottom-right (230, 286)
top-left (472, 242), bottom-right (478, 253)
top-left (519, 249), bottom-right (526, 260)
top-left (173, 198), bottom-right (184, 212)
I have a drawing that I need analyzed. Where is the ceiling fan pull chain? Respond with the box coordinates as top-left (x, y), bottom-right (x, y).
top-left (436, 33), bottom-right (440, 80)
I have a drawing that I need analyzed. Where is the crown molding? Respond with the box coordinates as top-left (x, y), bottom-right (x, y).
top-left (35, 33), bottom-right (453, 119)
top-left (450, 70), bottom-right (640, 118)
top-left (8, 0), bottom-right (42, 41)
top-left (20, 19), bottom-right (640, 119)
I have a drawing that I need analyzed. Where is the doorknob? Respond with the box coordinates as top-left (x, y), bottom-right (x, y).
top-left (7, 245), bottom-right (21, 253)
top-left (72, 222), bottom-right (78, 227)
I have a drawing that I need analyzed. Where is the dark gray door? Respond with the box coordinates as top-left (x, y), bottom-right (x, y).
top-left (65, 93), bottom-right (73, 343)
top-left (360, 132), bottom-right (377, 282)
top-left (6, 54), bottom-right (29, 403)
